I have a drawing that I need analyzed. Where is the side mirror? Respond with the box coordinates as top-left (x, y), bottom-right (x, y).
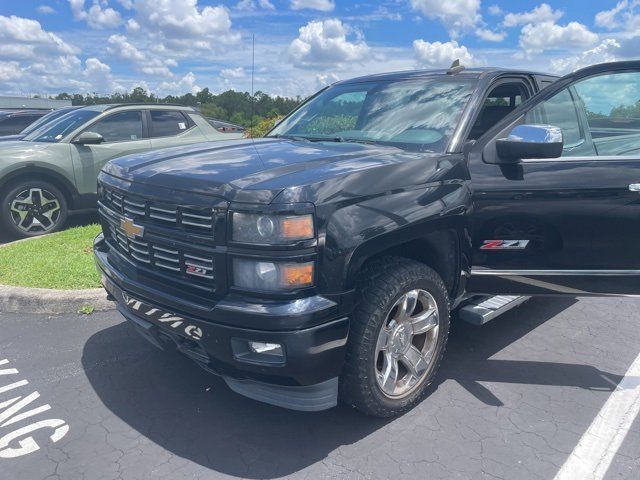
top-left (72, 131), bottom-right (104, 145)
top-left (496, 124), bottom-right (563, 162)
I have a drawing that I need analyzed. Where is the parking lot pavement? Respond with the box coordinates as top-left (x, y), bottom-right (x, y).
top-left (0, 297), bottom-right (639, 480)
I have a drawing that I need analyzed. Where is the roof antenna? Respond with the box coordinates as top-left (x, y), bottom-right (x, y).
top-left (250, 33), bottom-right (255, 136)
top-left (447, 59), bottom-right (465, 75)
top-left (248, 34), bottom-right (265, 167)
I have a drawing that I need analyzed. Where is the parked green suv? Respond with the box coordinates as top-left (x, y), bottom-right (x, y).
top-left (0, 104), bottom-right (241, 237)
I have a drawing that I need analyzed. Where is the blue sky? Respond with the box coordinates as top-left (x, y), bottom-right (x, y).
top-left (1, 1), bottom-right (639, 98)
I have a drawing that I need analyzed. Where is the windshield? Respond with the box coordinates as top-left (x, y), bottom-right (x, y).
top-left (23, 109), bottom-right (101, 143)
top-left (269, 77), bottom-right (475, 152)
top-left (20, 108), bottom-right (76, 135)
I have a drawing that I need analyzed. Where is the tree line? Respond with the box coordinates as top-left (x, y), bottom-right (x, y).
top-left (53, 87), bottom-right (303, 128)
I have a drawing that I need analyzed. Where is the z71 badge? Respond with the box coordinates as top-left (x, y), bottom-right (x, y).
top-left (121, 292), bottom-right (203, 340)
top-left (480, 239), bottom-right (530, 250)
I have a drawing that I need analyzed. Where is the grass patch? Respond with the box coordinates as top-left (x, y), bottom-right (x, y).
top-left (0, 224), bottom-right (102, 289)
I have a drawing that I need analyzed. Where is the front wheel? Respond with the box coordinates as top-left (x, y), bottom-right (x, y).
top-left (1, 180), bottom-right (68, 238)
top-left (339, 257), bottom-right (450, 417)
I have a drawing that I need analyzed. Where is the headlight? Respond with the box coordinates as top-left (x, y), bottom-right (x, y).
top-left (232, 212), bottom-right (314, 244)
top-left (233, 258), bottom-right (314, 291)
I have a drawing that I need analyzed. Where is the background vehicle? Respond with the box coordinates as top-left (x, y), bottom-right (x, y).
top-left (206, 117), bottom-right (245, 134)
top-left (0, 106), bottom-right (80, 142)
top-left (95, 61), bottom-right (640, 417)
top-left (0, 109), bottom-right (49, 136)
top-left (0, 104), bottom-right (242, 238)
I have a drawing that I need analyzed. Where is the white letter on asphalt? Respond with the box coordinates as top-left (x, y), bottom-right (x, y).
top-left (0, 419), bottom-right (69, 458)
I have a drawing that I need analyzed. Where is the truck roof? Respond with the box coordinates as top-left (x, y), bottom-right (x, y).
top-left (335, 67), bottom-right (559, 85)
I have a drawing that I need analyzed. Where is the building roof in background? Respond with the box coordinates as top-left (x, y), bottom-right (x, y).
top-left (0, 96), bottom-right (72, 110)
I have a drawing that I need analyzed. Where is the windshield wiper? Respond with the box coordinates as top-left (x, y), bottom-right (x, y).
top-left (271, 134), bottom-right (310, 142)
top-left (331, 137), bottom-right (380, 145)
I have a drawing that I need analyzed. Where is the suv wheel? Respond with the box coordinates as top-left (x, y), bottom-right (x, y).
top-left (339, 257), bottom-right (450, 417)
top-left (1, 180), bottom-right (68, 238)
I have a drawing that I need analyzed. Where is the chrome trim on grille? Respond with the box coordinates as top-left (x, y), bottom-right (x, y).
top-left (101, 185), bottom-right (215, 233)
top-left (101, 203), bottom-right (216, 288)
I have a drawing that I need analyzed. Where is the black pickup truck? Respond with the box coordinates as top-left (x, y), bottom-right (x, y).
top-left (94, 61), bottom-right (640, 417)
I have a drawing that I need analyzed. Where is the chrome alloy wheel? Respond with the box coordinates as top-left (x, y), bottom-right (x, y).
top-left (374, 289), bottom-right (440, 398)
top-left (9, 188), bottom-right (61, 233)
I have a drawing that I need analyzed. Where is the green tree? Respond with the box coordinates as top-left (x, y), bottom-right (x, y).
top-left (54, 86), bottom-right (303, 128)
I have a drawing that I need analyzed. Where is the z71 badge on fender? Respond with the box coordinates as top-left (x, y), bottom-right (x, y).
top-left (480, 240), bottom-right (530, 250)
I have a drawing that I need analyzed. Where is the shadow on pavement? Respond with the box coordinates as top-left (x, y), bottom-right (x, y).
top-left (441, 296), bottom-right (624, 406)
top-left (82, 296), bottom-right (623, 478)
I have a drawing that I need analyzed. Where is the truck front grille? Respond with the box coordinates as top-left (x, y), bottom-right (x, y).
top-left (102, 186), bottom-right (216, 234)
top-left (105, 217), bottom-right (216, 287)
top-left (99, 184), bottom-right (222, 293)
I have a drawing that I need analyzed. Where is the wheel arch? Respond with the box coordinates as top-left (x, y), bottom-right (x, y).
top-left (0, 167), bottom-right (78, 209)
top-left (346, 227), bottom-right (462, 299)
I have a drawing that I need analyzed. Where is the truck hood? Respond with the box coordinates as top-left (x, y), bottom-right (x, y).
top-left (102, 138), bottom-right (440, 204)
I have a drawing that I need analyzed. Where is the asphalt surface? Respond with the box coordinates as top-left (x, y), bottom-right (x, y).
top-left (0, 296), bottom-right (639, 479)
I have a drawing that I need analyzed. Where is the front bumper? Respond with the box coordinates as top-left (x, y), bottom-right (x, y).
top-left (94, 234), bottom-right (350, 411)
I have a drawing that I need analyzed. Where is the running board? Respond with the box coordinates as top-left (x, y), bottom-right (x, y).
top-left (458, 295), bottom-right (530, 325)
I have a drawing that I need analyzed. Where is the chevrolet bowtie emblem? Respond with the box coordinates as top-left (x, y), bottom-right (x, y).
top-left (120, 217), bottom-right (144, 239)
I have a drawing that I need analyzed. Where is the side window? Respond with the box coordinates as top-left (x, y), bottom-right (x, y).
top-left (0, 115), bottom-right (39, 135)
top-left (524, 71), bottom-right (640, 157)
top-left (88, 111), bottom-right (143, 143)
top-left (150, 110), bottom-right (190, 137)
top-left (18, 115), bottom-right (43, 132)
top-left (470, 82), bottom-right (529, 140)
top-left (525, 88), bottom-right (585, 153)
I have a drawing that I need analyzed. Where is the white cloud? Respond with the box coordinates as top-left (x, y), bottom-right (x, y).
top-left (221, 67), bottom-right (246, 78)
top-left (520, 21), bottom-right (598, 55)
top-left (503, 3), bottom-right (563, 28)
top-left (69, 0), bottom-right (84, 19)
top-left (475, 28), bottom-right (506, 42)
top-left (2, 55), bottom-right (121, 95)
top-left (488, 5), bottom-right (502, 16)
top-left (288, 19), bottom-right (370, 68)
top-left (413, 39), bottom-right (474, 67)
top-left (107, 34), bottom-right (176, 77)
top-left (315, 72), bottom-right (339, 89)
top-left (129, 0), bottom-right (240, 54)
top-left (595, 1), bottom-right (629, 29)
top-left (68, 0), bottom-right (122, 29)
top-left (107, 34), bottom-right (144, 61)
top-left (125, 18), bottom-right (140, 31)
top-left (290, 0), bottom-right (335, 11)
top-left (410, 0), bottom-right (481, 36)
top-left (0, 61), bottom-right (22, 81)
top-left (0, 15), bottom-right (76, 60)
top-left (594, 1), bottom-right (640, 31)
top-left (346, 6), bottom-right (402, 22)
top-left (83, 57), bottom-right (123, 92)
top-left (236, 0), bottom-right (275, 10)
top-left (550, 39), bottom-right (621, 73)
top-left (37, 5), bottom-right (56, 14)
top-left (157, 71), bottom-right (201, 96)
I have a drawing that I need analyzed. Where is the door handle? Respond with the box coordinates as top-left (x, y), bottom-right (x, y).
top-left (630, 184), bottom-right (640, 192)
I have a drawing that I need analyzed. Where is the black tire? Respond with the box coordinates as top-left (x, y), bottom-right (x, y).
top-left (339, 256), bottom-right (450, 417)
top-left (0, 179), bottom-right (68, 238)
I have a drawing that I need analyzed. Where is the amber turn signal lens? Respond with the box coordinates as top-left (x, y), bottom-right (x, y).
top-left (281, 215), bottom-right (314, 240)
top-left (282, 263), bottom-right (314, 288)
